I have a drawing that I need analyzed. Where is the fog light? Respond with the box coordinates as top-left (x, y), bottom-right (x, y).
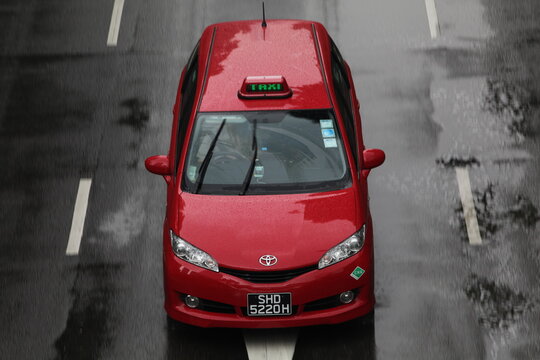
top-left (339, 291), bottom-right (355, 304)
top-left (184, 295), bottom-right (200, 309)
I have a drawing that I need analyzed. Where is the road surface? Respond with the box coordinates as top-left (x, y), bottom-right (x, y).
top-left (1, 0), bottom-right (539, 359)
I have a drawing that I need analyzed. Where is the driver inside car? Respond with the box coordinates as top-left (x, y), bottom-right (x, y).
top-left (191, 118), bottom-right (253, 185)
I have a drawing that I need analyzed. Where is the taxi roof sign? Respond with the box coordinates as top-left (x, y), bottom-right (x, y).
top-left (238, 76), bottom-right (292, 99)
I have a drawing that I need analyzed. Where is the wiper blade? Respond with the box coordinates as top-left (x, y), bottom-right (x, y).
top-left (240, 120), bottom-right (257, 195)
top-left (194, 118), bottom-right (227, 194)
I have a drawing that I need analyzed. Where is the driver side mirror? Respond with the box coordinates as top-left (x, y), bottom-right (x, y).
top-left (363, 149), bottom-right (385, 170)
top-left (145, 155), bottom-right (171, 176)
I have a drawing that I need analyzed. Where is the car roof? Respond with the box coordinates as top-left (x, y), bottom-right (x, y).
top-left (198, 20), bottom-right (332, 112)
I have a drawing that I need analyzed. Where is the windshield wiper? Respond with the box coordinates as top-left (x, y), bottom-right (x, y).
top-left (240, 120), bottom-right (257, 195)
top-left (194, 118), bottom-right (227, 194)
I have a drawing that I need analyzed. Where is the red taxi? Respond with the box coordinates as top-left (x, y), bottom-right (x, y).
top-left (145, 20), bottom-right (385, 328)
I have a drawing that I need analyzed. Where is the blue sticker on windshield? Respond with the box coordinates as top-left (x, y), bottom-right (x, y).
top-left (321, 128), bottom-right (335, 138)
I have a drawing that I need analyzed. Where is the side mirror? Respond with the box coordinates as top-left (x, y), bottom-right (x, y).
top-left (145, 155), bottom-right (171, 176)
top-left (363, 149), bottom-right (385, 170)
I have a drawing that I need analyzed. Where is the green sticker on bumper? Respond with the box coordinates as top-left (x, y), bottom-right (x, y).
top-left (350, 266), bottom-right (365, 280)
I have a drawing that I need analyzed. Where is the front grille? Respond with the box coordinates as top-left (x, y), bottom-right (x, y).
top-left (180, 294), bottom-right (236, 314)
top-left (220, 265), bottom-right (318, 283)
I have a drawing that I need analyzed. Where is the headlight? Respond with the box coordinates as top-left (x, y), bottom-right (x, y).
top-left (169, 230), bottom-right (219, 272)
top-left (318, 225), bottom-right (366, 269)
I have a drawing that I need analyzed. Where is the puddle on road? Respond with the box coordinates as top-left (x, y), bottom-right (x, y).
top-left (454, 182), bottom-right (539, 240)
top-left (117, 98), bottom-right (150, 169)
top-left (455, 182), bottom-right (499, 240)
top-left (436, 156), bottom-right (480, 168)
top-left (118, 98), bottom-right (149, 131)
top-left (464, 274), bottom-right (534, 330)
top-left (506, 195), bottom-right (540, 228)
top-left (473, 183), bottom-right (499, 238)
top-left (483, 79), bottom-right (533, 140)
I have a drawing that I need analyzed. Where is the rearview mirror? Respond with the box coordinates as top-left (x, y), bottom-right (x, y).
top-left (145, 155), bottom-right (171, 176)
top-left (363, 149), bottom-right (385, 170)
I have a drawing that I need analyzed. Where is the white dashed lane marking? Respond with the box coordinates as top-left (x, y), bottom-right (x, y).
top-left (244, 329), bottom-right (297, 360)
top-left (424, 0), bottom-right (440, 39)
top-left (107, 0), bottom-right (125, 46)
top-left (66, 178), bottom-right (92, 255)
top-left (455, 168), bottom-right (482, 245)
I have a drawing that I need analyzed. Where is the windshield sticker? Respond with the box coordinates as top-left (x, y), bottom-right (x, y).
top-left (321, 128), bottom-right (336, 138)
top-left (254, 164), bottom-right (264, 178)
top-left (320, 119), bottom-right (334, 129)
top-left (187, 165), bottom-right (197, 181)
top-left (350, 266), bottom-right (365, 280)
top-left (323, 138), bottom-right (338, 148)
top-left (201, 115), bottom-right (247, 124)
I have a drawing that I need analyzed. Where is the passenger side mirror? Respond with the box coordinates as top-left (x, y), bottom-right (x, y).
top-left (145, 155), bottom-right (171, 176)
top-left (362, 149), bottom-right (385, 170)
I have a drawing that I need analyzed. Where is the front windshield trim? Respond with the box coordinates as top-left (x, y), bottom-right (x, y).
top-left (181, 109), bottom-right (352, 195)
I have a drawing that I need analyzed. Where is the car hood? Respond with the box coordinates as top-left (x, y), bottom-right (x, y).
top-left (173, 189), bottom-right (361, 271)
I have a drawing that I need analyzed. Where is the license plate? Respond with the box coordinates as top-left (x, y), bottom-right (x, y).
top-left (247, 293), bottom-right (292, 316)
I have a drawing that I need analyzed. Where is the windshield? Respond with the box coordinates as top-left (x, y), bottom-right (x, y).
top-left (182, 109), bottom-right (351, 195)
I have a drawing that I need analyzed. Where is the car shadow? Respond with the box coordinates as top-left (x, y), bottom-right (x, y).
top-left (293, 315), bottom-right (376, 360)
top-left (165, 314), bottom-right (375, 360)
top-left (165, 317), bottom-right (248, 360)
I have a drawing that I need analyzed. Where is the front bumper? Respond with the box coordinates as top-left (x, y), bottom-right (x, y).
top-left (163, 248), bottom-right (374, 328)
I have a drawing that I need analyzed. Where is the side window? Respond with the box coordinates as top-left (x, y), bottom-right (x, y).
top-left (330, 44), bottom-right (358, 167)
top-left (174, 49), bottom-right (199, 173)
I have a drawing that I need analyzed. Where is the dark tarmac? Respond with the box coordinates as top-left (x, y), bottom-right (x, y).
top-left (1, 0), bottom-right (539, 359)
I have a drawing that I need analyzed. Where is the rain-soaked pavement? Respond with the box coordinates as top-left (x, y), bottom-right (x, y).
top-left (1, 0), bottom-right (539, 359)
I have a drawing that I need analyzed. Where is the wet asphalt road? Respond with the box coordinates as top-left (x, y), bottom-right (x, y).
top-left (1, 0), bottom-right (540, 359)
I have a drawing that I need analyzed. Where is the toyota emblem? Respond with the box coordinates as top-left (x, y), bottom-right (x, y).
top-left (259, 255), bottom-right (278, 266)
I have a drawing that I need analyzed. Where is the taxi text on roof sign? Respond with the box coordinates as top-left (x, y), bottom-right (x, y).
top-left (246, 83), bottom-right (283, 92)
top-left (238, 76), bottom-right (292, 99)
